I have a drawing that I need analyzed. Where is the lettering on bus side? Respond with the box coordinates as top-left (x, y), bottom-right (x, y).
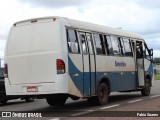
top-left (115, 61), bottom-right (126, 67)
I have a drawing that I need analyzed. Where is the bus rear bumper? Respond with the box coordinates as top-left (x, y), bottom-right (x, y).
top-left (4, 78), bottom-right (68, 96)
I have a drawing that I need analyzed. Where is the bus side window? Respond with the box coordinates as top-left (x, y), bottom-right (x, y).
top-left (110, 36), bottom-right (122, 56)
top-left (94, 33), bottom-right (106, 55)
top-left (144, 43), bottom-right (151, 60)
top-left (104, 35), bottom-right (113, 55)
top-left (123, 38), bottom-right (133, 56)
top-left (79, 33), bottom-right (88, 54)
top-left (119, 37), bottom-right (125, 56)
top-left (86, 35), bottom-right (93, 55)
top-left (67, 29), bottom-right (80, 54)
top-left (136, 41), bottom-right (143, 58)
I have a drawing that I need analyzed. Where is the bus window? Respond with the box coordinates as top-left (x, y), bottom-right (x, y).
top-left (104, 35), bottom-right (113, 55)
top-left (79, 33), bottom-right (88, 54)
top-left (86, 34), bottom-right (94, 55)
top-left (110, 36), bottom-right (122, 56)
top-left (144, 43), bottom-right (151, 60)
top-left (67, 29), bottom-right (80, 54)
top-left (119, 37), bottom-right (125, 56)
top-left (123, 38), bottom-right (133, 56)
top-left (94, 33), bottom-right (106, 55)
top-left (136, 41), bottom-right (143, 58)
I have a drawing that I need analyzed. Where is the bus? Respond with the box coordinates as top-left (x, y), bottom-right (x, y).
top-left (4, 16), bottom-right (153, 106)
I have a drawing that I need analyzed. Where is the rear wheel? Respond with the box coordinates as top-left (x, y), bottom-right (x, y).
top-left (97, 83), bottom-right (109, 105)
top-left (87, 83), bottom-right (109, 105)
top-left (141, 79), bottom-right (151, 96)
top-left (46, 96), bottom-right (67, 106)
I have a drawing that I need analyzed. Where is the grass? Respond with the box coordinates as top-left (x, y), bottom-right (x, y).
top-left (154, 73), bottom-right (160, 80)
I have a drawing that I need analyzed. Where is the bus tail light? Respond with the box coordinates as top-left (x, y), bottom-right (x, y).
top-left (4, 64), bottom-right (8, 78)
top-left (57, 59), bottom-right (65, 74)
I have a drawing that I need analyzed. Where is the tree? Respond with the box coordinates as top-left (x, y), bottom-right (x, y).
top-left (153, 58), bottom-right (160, 64)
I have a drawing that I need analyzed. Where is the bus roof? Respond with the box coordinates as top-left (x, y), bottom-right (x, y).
top-left (65, 17), bottom-right (143, 40)
top-left (14, 16), bottom-right (144, 40)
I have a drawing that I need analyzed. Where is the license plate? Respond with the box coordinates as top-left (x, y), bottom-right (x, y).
top-left (27, 86), bottom-right (38, 92)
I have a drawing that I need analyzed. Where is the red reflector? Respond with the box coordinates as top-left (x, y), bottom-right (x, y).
top-left (57, 59), bottom-right (65, 74)
top-left (31, 20), bottom-right (37, 23)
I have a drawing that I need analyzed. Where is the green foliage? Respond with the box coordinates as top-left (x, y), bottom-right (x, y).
top-left (154, 58), bottom-right (160, 64)
top-left (155, 74), bottom-right (160, 80)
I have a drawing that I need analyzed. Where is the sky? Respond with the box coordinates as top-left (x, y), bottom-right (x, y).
top-left (0, 0), bottom-right (160, 62)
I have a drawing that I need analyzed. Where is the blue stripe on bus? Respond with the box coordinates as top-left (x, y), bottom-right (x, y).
top-left (83, 72), bottom-right (90, 96)
top-left (68, 56), bottom-right (84, 95)
top-left (68, 56), bottom-right (139, 97)
top-left (95, 72), bottom-right (137, 92)
top-left (146, 63), bottom-right (153, 73)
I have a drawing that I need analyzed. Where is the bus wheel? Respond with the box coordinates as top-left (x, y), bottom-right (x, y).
top-left (46, 96), bottom-right (66, 106)
top-left (97, 83), bottom-right (109, 105)
top-left (141, 79), bottom-right (151, 96)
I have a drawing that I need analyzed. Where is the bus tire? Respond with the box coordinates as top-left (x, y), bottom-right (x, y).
top-left (46, 96), bottom-right (66, 106)
top-left (97, 83), bottom-right (109, 105)
top-left (141, 79), bottom-right (151, 96)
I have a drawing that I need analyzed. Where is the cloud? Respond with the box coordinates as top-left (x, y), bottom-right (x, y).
top-left (18, 0), bottom-right (91, 8)
top-left (0, 0), bottom-right (160, 58)
top-left (154, 50), bottom-right (160, 58)
top-left (0, 41), bottom-right (6, 58)
top-left (135, 0), bottom-right (160, 9)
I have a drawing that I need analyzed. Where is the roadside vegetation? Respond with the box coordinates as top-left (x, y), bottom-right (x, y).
top-left (154, 73), bottom-right (160, 80)
top-left (153, 58), bottom-right (160, 80)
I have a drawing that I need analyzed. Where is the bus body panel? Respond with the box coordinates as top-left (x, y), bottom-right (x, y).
top-left (95, 55), bottom-right (137, 92)
top-left (144, 59), bottom-right (153, 73)
top-left (95, 56), bottom-right (136, 72)
top-left (68, 54), bottom-right (84, 96)
top-left (68, 55), bottom-right (137, 93)
top-left (7, 20), bottom-right (61, 84)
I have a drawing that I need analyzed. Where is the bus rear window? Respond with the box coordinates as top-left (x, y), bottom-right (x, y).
top-left (67, 29), bottom-right (80, 54)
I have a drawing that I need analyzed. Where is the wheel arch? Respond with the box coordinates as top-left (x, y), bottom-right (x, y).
top-left (98, 76), bottom-right (111, 95)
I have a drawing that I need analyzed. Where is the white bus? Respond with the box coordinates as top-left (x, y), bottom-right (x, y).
top-left (4, 16), bottom-right (153, 106)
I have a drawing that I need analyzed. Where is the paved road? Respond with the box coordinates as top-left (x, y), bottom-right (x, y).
top-left (0, 80), bottom-right (160, 120)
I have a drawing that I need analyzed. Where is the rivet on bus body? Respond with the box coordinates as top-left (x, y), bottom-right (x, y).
top-left (121, 72), bottom-right (123, 75)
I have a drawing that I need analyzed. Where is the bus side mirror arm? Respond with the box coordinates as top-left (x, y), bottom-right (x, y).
top-left (149, 49), bottom-right (153, 56)
top-left (149, 49), bottom-right (153, 62)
